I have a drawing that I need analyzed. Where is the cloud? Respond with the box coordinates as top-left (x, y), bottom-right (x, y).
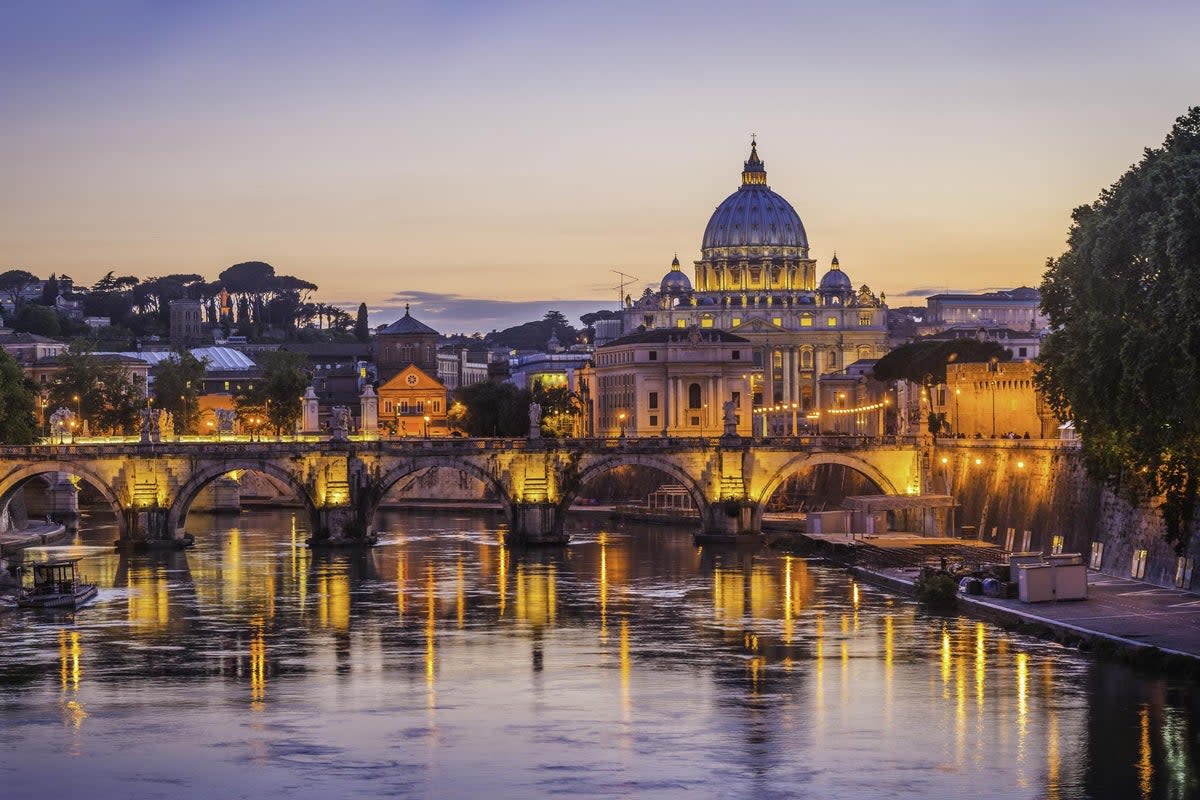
top-left (330, 291), bottom-right (617, 336)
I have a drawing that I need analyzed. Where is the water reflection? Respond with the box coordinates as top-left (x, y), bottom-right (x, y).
top-left (1, 510), bottom-right (1197, 799)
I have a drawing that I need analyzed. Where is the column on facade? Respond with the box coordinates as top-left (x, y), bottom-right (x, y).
top-left (788, 347), bottom-right (799, 434)
top-left (763, 345), bottom-right (775, 409)
top-left (715, 375), bottom-right (725, 431)
top-left (811, 349), bottom-right (822, 430)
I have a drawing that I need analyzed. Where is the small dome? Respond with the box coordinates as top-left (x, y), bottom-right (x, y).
top-left (660, 255), bottom-right (692, 295)
top-left (819, 257), bottom-right (852, 291)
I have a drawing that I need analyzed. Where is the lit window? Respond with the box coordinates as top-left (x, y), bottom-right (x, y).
top-left (800, 315), bottom-right (812, 327)
top-left (826, 316), bottom-right (838, 327)
top-left (859, 313), bottom-right (872, 326)
top-left (731, 317), bottom-right (741, 327)
top-left (676, 319), bottom-right (686, 328)
top-left (772, 317), bottom-right (782, 327)
top-left (701, 318), bottom-right (714, 329)
top-left (1051, 535), bottom-right (1064, 555)
top-left (224, 381), bottom-right (230, 391)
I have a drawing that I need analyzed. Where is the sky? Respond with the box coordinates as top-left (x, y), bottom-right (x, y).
top-left (2, 1), bottom-right (1198, 334)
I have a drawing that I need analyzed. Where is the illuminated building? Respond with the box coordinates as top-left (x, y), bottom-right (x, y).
top-left (590, 327), bottom-right (752, 437)
top-left (620, 140), bottom-right (888, 418)
top-left (375, 304), bottom-right (439, 383)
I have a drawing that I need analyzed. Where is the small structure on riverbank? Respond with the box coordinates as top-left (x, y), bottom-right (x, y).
top-left (843, 493), bottom-right (957, 537)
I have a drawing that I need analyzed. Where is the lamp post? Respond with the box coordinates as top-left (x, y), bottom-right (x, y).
top-left (618, 411), bottom-right (626, 438)
top-left (954, 387), bottom-right (961, 437)
top-left (423, 414), bottom-right (431, 438)
top-left (72, 394), bottom-right (81, 437)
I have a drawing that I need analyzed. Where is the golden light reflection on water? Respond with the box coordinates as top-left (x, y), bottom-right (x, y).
top-left (455, 555), bottom-right (465, 629)
top-left (941, 628), bottom-right (952, 692)
top-left (515, 564), bottom-right (556, 627)
top-left (599, 533), bottom-right (609, 643)
top-left (1139, 705), bottom-right (1154, 799)
top-left (396, 552), bottom-right (407, 618)
top-left (975, 622), bottom-right (986, 711)
top-left (58, 629), bottom-right (86, 735)
top-left (316, 566), bottom-right (350, 631)
top-left (126, 562), bottom-right (170, 632)
top-left (249, 618), bottom-right (267, 711)
top-left (619, 617), bottom-right (631, 720)
top-left (1016, 651), bottom-right (1029, 770)
top-left (425, 563), bottom-right (437, 688)
top-left (497, 535), bottom-right (508, 618)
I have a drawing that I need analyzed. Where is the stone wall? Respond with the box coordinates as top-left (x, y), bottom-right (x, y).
top-left (933, 439), bottom-right (1200, 589)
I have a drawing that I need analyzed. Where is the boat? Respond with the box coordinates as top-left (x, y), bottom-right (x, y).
top-left (16, 558), bottom-right (98, 609)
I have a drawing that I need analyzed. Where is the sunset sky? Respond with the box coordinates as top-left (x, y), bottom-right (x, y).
top-left (3, 1), bottom-right (1197, 333)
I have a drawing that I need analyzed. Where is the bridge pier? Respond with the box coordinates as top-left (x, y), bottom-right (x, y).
top-left (117, 507), bottom-right (193, 551)
top-left (507, 502), bottom-right (568, 546)
top-left (307, 506), bottom-right (378, 548)
top-left (695, 501), bottom-right (761, 544)
top-left (46, 473), bottom-right (79, 523)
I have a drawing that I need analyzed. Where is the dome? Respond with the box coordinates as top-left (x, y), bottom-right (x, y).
top-left (819, 255), bottom-right (852, 291)
top-left (660, 255), bottom-right (692, 295)
top-left (701, 139), bottom-right (808, 251)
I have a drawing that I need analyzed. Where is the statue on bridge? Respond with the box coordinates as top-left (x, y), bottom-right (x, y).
top-left (528, 401), bottom-right (542, 440)
top-left (722, 399), bottom-right (738, 437)
top-left (215, 408), bottom-right (236, 437)
top-left (139, 407), bottom-right (162, 444)
top-left (49, 408), bottom-right (75, 443)
top-left (330, 406), bottom-right (351, 441)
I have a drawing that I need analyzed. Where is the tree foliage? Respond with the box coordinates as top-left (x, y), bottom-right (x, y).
top-left (0, 269), bottom-right (38, 312)
top-left (233, 350), bottom-right (309, 435)
top-left (531, 380), bottom-right (579, 437)
top-left (355, 303), bottom-right (370, 342)
top-left (45, 341), bottom-right (143, 436)
top-left (453, 381), bottom-right (531, 437)
top-left (151, 351), bottom-right (207, 434)
top-left (1037, 107), bottom-right (1200, 553)
top-left (0, 349), bottom-right (38, 444)
top-left (872, 339), bottom-right (1010, 386)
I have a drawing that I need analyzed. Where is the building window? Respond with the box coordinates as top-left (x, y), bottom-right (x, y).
top-left (1051, 535), bottom-right (1064, 555)
top-left (826, 316), bottom-right (838, 327)
top-left (827, 351), bottom-right (837, 367)
top-left (772, 317), bottom-right (782, 327)
top-left (701, 317), bottom-right (714, 329)
top-left (223, 381), bottom-right (230, 391)
top-left (732, 391), bottom-right (741, 406)
top-left (649, 351), bottom-right (658, 361)
top-left (649, 415), bottom-right (658, 427)
top-left (1018, 347), bottom-right (1028, 358)
top-left (731, 350), bottom-right (740, 360)
top-left (859, 313), bottom-right (872, 326)
top-left (731, 317), bottom-right (741, 327)
top-left (688, 383), bottom-right (701, 409)
top-left (800, 315), bottom-right (813, 327)
top-left (1089, 541), bottom-right (1104, 570)
top-left (649, 392), bottom-right (659, 410)
top-left (690, 416), bottom-right (700, 426)
top-left (1132, 548), bottom-right (1148, 579)
top-left (800, 349), bottom-right (813, 369)
top-left (676, 319), bottom-right (686, 328)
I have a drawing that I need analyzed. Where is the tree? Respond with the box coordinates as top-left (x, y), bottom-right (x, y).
top-left (40, 273), bottom-right (59, 306)
top-left (872, 339), bottom-right (1009, 386)
top-left (13, 304), bottom-right (61, 337)
top-left (1037, 107), bottom-right (1200, 553)
top-left (151, 351), bottom-right (207, 434)
top-left (233, 350), bottom-right (308, 435)
top-left (355, 303), bottom-right (370, 342)
top-left (532, 380), bottom-right (580, 437)
top-left (0, 349), bottom-right (38, 444)
top-left (45, 341), bottom-right (143, 436)
top-left (0, 269), bottom-right (38, 312)
top-left (453, 381), bottom-right (531, 437)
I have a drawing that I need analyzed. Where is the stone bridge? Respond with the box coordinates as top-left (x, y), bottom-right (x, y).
top-left (0, 436), bottom-right (926, 548)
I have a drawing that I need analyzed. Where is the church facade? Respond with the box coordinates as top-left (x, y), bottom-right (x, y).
top-left (618, 140), bottom-right (889, 425)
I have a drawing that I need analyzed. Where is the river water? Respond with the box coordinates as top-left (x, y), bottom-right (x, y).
top-left (1, 508), bottom-right (1197, 799)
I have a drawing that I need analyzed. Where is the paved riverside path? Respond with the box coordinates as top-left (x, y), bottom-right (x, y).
top-left (860, 564), bottom-right (1200, 658)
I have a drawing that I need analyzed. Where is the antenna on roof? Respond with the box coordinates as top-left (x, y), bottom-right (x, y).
top-left (611, 269), bottom-right (638, 310)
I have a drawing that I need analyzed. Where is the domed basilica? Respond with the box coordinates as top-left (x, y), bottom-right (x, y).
top-left (616, 139), bottom-right (888, 419)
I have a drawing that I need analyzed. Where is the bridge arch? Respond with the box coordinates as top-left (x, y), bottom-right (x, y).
top-left (754, 452), bottom-right (900, 530)
top-left (368, 457), bottom-right (514, 527)
top-left (561, 454), bottom-right (710, 517)
top-left (0, 461), bottom-right (128, 538)
top-left (168, 460), bottom-right (320, 538)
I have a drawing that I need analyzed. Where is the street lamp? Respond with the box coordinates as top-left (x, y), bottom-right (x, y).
top-left (423, 414), bottom-right (431, 438)
top-left (72, 394), bottom-right (81, 436)
top-left (618, 411), bottom-right (626, 438)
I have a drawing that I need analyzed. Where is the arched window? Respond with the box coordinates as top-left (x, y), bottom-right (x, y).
top-left (688, 383), bottom-right (702, 409)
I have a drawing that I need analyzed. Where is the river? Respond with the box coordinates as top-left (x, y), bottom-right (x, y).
top-left (1, 508), bottom-right (1197, 799)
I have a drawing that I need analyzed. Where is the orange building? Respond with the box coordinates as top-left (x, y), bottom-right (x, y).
top-left (376, 364), bottom-right (448, 436)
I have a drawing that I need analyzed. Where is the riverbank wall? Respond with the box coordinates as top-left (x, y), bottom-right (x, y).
top-left (932, 439), bottom-right (1197, 590)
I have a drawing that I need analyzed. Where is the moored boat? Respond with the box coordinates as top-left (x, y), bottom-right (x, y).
top-left (16, 558), bottom-right (98, 609)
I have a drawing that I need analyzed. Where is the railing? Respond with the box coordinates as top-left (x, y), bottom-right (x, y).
top-left (1, 433), bottom-right (924, 458)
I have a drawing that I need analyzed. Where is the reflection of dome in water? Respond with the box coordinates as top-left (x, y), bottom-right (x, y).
top-left (660, 255), bottom-right (692, 295)
top-left (701, 139), bottom-right (808, 251)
